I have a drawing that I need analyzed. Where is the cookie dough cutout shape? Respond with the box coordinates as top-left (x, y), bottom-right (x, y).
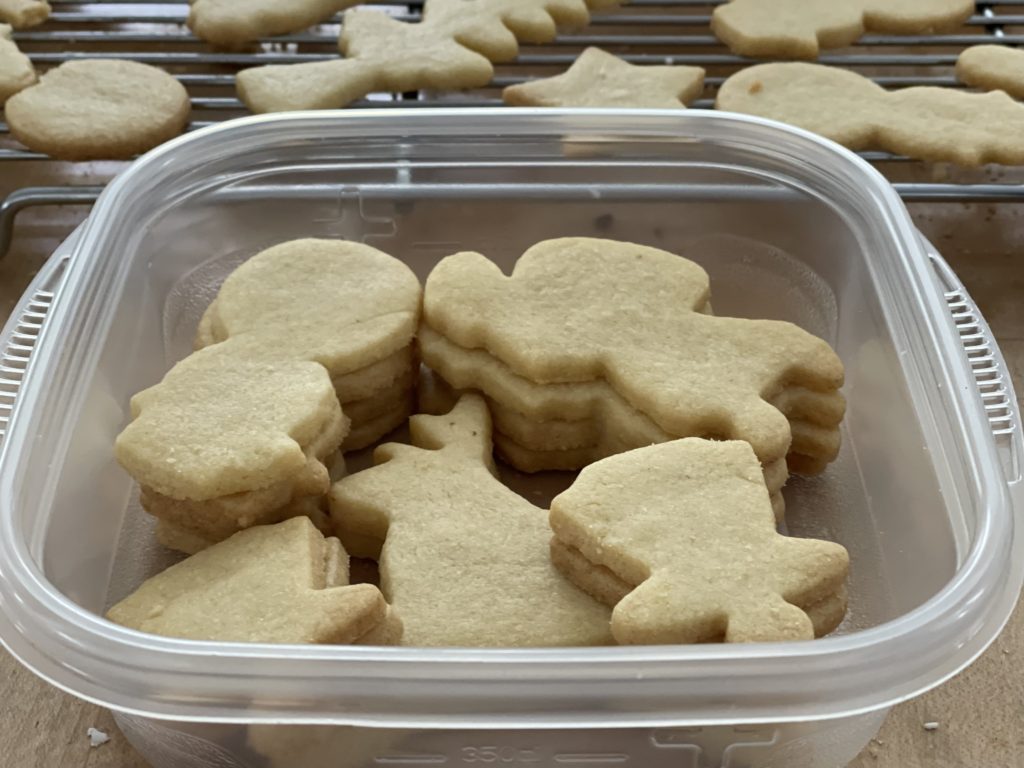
top-left (5, 59), bottom-right (190, 160)
top-left (716, 62), bottom-right (1024, 166)
top-left (194, 238), bottom-right (421, 452)
top-left (237, 0), bottom-right (607, 113)
top-left (115, 336), bottom-right (345, 511)
top-left (0, 23), bottom-right (34, 104)
top-left (329, 394), bottom-right (614, 648)
top-left (424, 237), bottom-right (844, 467)
top-left (711, 0), bottom-right (973, 59)
top-left (503, 47), bottom-right (705, 108)
top-left (193, 239), bottom-right (421, 378)
top-left (0, 0), bottom-right (49, 28)
top-left (550, 438), bottom-right (850, 644)
top-left (957, 45), bottom-right (1024, 100)
top-left (187, 0), bottom-right (366, 49)
top-left (424, 0), bottom-right (593, 62)
top-left (107, 517), bottom-right (400, 645)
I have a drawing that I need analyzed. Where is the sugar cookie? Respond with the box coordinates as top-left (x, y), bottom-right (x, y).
top-left (418, 326), bottom-right (843, 474)
top-left (0, 0), bottom-right (48, 28)
top-left (195, 238), bottom-right (421, 453)
top-left (329, 395), bottom-right (613, 647)
top-left (116, 336), bottom-right (348, 544)
top-left (550, 439), bottom-right (849, 644)
top-left (0, 23), bottom-right (34, 104)
top-left (957, 45), bottom-right (1024, 100)
top-left (238, 0), bottom-right (610, 112)
top-left (108, 517), bottom-right (399, 645)
top-left (712, 0), bottom-right (972, 59)
top-left (423, 238), bottom-right (843, 470)
top-left (504, 47), bottom-right (705, 108)
top-left (717, 62), bottom-right (1024, 166)
top-left (5, 59), bottom-right (190, 160)
top-left (188, 0), bottom-right (363, 49)
top-left (194, 239), bottom-right (420, 376)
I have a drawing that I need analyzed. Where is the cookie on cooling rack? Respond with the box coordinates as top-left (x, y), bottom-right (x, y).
top-left (236, 0), bottom-right (615, 113)
top-left (711, 0), bottom-right (973, 59)
top-left (187, 0), bottom-right (362, 49)
top-left (957, 45), bottom-right (1024, 100)
top-left (503, 47), bottom-right (705, 109)
top-left (716, 61), bottom-right (1024, 166)
top-left (0, 23), bottom-right (34, 104)
top-left (0, 0), bottom-right (49, 29)
top-left (5, 59), bottom-right (190, 160)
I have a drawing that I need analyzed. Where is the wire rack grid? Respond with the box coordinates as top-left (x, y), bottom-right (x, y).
top-left (2, 0), bottom-right (1024, 256)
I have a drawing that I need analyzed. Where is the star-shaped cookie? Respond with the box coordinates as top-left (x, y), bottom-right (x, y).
top-left (503, 47), bottom-right (705, 109)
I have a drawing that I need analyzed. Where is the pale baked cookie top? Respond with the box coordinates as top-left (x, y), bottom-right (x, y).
top-left (5, 59), bottom-right (190, 160)
top-left (550, 438), bottom-right (850, 644)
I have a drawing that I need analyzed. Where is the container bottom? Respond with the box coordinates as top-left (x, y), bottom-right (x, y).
top-left (112, 709), bottom-right (890, 768)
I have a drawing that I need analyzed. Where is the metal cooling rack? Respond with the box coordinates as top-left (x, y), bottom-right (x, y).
top-left (3, 0), bottom-right (1024, 257)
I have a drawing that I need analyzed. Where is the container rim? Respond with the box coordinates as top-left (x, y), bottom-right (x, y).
top-left (0, 109), bottom-right (1020, 726)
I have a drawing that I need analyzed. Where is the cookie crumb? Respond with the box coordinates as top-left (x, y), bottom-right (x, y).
top-left (923, 721), bottom-right (940, 731)
top-left (87, 727), bottom-right (110, 748)
top-left (748, 81), bottom-right (763, 94)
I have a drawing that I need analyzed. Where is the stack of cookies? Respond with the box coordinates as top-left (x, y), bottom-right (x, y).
top-left (194, 238), bottom-right (422, 451)
top-left (116, 336), bottom-right (347, 553)
top-left (117, 238), bottom-right (422, 553)
top-left (549, 437), bottom-right (850, 644)
top-left (111, 235), bottom-right (852, 649)
top-left (419, 237), bottom-right (845, 520)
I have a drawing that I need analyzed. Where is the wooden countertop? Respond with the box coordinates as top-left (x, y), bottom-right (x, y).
top-left (0, 202), bottom-right (1021, 768)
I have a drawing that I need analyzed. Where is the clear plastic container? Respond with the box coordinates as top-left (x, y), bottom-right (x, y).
top-left (0, 110), bottom-right (1020, 768)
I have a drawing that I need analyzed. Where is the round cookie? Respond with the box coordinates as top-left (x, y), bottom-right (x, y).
top-left (196, 239), bottom-right (421, 376)
top-left (5, 59), bottom-right (190, 160)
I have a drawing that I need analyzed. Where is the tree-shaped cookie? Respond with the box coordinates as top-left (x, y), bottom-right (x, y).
top-left (424, 237), bottom-right (843, 465)
top-left (712, 0), bottom-right (972, 59)
top-left (328, 394), bottom-right (613, 647)
top-left (550, 439), bottom-right (849, 644)
top-left (107, 517), bottom-right (397, 644)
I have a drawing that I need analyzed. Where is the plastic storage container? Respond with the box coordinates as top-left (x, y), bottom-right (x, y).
top-left (0, 110), bottom-right (1020, 768)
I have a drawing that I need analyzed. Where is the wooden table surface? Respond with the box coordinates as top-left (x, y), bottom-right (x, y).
top-left (0, 201), bottom-right (1021, 768)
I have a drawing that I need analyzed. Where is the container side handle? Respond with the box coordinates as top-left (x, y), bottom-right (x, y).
top-left (0, 234), bottom-right (78, 449)
top-left (924, 244), bottom-right (1022, 494)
